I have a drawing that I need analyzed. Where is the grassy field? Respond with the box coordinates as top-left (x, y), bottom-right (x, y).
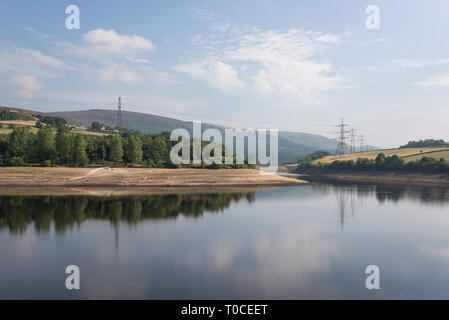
top-left (309, 147), bottom-right (449, 164)
top-left (0, 120), bottom-right (37, 127)
top-left (403, 149), bottom-right (449, 162)
top-left (0, 126), bottom-right (109, 136)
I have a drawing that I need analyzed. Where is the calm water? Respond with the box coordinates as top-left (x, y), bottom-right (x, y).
top-left (2, 183), bottom-right (449, 299)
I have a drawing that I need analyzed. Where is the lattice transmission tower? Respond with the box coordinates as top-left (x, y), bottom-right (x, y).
top-left (335, 118), bottom-right (350, 155)
top-left (116, 96), bottom-right (122, 128)
top-left (349, 129), bottom-right (357, 154)
top-left (359, 134), bottom-right (365, 153)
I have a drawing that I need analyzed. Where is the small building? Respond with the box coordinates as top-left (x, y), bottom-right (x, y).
top-left (35, 120), bottom-right (47, 128)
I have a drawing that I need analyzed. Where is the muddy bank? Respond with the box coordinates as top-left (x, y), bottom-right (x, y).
top-left (0, 167), bottom-right (307, 195)
top-left (290, 167), bottom-right (449, 187)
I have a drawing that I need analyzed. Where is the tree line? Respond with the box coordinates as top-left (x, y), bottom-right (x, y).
top-left (297, 151), bottom-right (331, 162)
top-left (400, 139), bottom-right (447, 148)
top-left (0, 126), bottom-right (254, 168)
top-left (298, 153), bottom-right (449, 173)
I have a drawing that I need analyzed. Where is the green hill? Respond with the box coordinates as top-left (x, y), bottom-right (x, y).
top-left (49, 109), bottom-right (345, 163)
top-left (310, 147), bottom-right (449, 164)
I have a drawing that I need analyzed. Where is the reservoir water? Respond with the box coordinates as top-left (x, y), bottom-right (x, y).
top-left (1, 183), bottom-right (449, 299)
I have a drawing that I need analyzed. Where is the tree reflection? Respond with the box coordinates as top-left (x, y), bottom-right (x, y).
top-left (0, 193), bottom-right (255, 235)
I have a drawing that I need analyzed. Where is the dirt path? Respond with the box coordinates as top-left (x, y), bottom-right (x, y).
top-left (69, 167), bottom-right (128, 181)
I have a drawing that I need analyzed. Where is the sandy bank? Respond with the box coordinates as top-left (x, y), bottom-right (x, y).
top-left (0, 167), bottom-right (306, 195)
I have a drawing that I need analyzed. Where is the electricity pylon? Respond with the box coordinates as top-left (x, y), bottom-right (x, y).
top-left (359, 134), bottom-right (365, 153)
top-left (116, 96), bottom-right (122, 128)
top-left (349, 129), bottom-right (356, 154)
top-left (335, 118), bottom-right (350, 155)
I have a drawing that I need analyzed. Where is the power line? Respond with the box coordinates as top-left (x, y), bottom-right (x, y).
top-left (116, 96), bottom-right (122, 128)
top-left (335, 118), bottom-right (350, 155)
top-left (350, 129), bottom-right (356, 154)
top-left (359, 134), bottom-right (365, 153)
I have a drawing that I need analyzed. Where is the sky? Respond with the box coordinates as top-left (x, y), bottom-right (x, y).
top-left (1, 0), bottom-right (449, 148)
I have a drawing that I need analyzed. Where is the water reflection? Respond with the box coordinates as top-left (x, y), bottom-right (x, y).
top-left (0, 193), bottom-right (256, 235)
top-left (2, 184), bottom-right (449, 299)
top-left (2, 184), bottom-right (449, 236)
top-left (310, 183), bottom-right (449, 228)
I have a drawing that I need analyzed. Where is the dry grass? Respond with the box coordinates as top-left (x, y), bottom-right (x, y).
top-left (0, 126), bottom-right (109, 137)
top-left (0, 120), bottom-right (36, 127)
top-left (403, 149), bottom-right (449, 162)
top-left (310, 147), bottom-right (449, 164)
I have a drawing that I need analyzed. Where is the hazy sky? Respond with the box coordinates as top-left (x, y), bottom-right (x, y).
top-left (1, 0), bottom-right (449, 147)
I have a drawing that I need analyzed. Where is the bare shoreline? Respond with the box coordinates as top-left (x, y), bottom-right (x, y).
top-left (291, 168), bottom-right (449, 187)
top-left (0, 167), bottom-right (307, 195)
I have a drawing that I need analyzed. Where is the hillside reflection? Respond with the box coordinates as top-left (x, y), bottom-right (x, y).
top-left (0, 193), bottom-right (255, 235)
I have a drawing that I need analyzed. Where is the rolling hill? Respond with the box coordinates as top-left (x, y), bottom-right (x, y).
top-left (310, 147), bottom-right (449, 164)
top-left (49, 109), bottom-right (345, 163)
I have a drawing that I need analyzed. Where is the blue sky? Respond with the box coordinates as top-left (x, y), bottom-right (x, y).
top-left (1, 0), bottom-right (449, 147)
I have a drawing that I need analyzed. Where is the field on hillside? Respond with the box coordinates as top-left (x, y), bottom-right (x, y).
top-left (0, 126), bottom-right (108, 136)
top-left (0, 120), bottom-right (37, 127)
top-left (404, 149), bottom-right (449, 162)
top-left (310, 147), bottom-right (449, 164)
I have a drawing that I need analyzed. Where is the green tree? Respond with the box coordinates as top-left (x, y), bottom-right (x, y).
top-left (9, 127), bottom-right (34, 161)
top-left (0, 135), bottom-right (9, 159)
top-left (109, 135), bottom-right (123, 162)
top-left (71, 134), bottom-right (88, 167)
top-left (95, 137), bottom-right (107, 161)
top-left (143, 136), bottom-right (168, 165)
top-left (125, 135), bottom-right (143, 164)
top-left (55, 126), bottom-right (71, 164)
top-left (91, 122), bottom-right (103, 131)
top-left (36, 128), bottom-right (57, 162)
top-left (375, 153), bottom-right (386, 170)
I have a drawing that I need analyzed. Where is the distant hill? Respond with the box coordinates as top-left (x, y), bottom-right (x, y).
top-left (49, 109), bottom-right (344, 163)
top-left (0, 106), bottom-right (381, 164)
top-left (50, 109), bottom-right (200, 134)
top-left (308, 147), bottom-right (449, 165)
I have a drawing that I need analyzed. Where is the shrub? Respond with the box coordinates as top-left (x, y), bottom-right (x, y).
top-left (9, 156), bottom-right (24, 167)
top-left (43, 160), bottom-right (52, 167)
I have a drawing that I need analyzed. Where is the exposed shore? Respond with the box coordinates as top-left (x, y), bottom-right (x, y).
top-left (291, 167), bottom-right (449, 187)
top-left (0, 167), bottom-right (307, 195)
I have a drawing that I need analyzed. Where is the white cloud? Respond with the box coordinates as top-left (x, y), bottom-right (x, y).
top-left (175, 60), bottom-right (244, 91)
top-left (175, 27), bottom-right (344, 104)
top-left (315, 34), bottom-right (343, 44)
top-left (0, 48), bottom-right (72, 98)
top-left (11, 75), bottom-right (42, 97)
top-left (416, 74), bottom-right (449, 87)
top-left (66, 29), bottom-right (172, 87)
top-left (93, 64), bottom-right (142, 84)
top-left (71, 29), bottom-right (156, 59)
top-left (0, 48), bottom-right (73, 78)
